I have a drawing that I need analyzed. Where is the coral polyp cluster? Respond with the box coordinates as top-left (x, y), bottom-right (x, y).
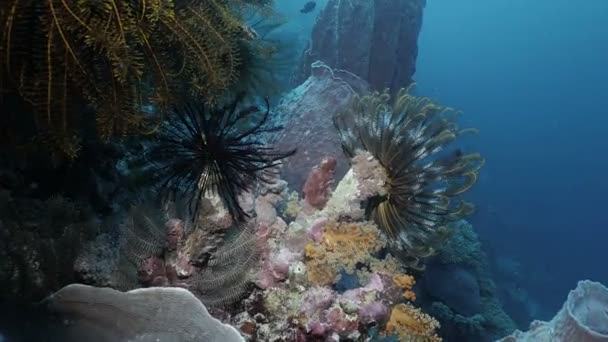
top-left (334, 86), bottom-right (484, 268)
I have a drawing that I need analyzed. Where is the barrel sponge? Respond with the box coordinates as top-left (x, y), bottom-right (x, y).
top-left (498, 280), bottom-right (608, 342)
top-left (43, 284), bottom-right (245, 342)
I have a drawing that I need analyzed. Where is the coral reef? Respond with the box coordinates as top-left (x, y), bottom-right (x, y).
top-left (229, 166), bottom-right (443, 341)
top-left (498, 280), bottom-right (608, 342)
top-left (297, 0), bottom-right (425, 91)
top-left (334, 87), bottom-right (483, 269)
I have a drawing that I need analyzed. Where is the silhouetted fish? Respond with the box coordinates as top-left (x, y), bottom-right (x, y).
top-left (300, 1), bottom-right (316, 14)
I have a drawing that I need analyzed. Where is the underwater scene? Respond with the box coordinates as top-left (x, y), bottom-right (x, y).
top-left (0, 0), bottom-right (606, 341)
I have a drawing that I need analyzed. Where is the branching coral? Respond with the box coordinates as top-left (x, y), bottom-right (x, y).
top-left (334, 86), bottom-right (484, 269)
top-left (149, 95), bottom-right (296, 222)
top-left (0, 0), bottom-right (270, 158)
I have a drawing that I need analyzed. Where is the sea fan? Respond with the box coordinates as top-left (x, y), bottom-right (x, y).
top-left (150, 95), bottom-right (296, 222)
top-left (334, 87), bottom-right (484, 269)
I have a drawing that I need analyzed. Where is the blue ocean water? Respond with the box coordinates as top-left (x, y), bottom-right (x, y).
top-left (415, 0), bottom-right (608, 320)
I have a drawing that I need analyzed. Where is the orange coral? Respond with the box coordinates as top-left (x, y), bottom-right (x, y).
top-left (393, 274), bottom-right (417, 301)
top-left (305, 220), bottom-right (385, 285)
top-left (385, 303), bottom-right (442, 342)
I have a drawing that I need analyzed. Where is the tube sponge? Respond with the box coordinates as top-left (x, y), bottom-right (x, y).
top-left (498, 280), bottom-right (608, 342)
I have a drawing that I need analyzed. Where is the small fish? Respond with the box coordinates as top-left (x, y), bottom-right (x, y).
top-left (300, 1), bottom-right (316, 14)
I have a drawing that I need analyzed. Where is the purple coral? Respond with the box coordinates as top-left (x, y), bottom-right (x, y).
top-left (359, 301), bottom-right (389, 324)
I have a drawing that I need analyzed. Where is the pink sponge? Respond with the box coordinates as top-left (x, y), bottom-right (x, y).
top-left (302, 157), bottom-right (337, 209)
top-left (498, 280), bottom-right (608, 342)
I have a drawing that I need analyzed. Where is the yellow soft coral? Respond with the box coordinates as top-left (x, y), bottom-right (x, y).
top-left (393, 274), bottom-right (417, 301)
top-left (386, 303), bottom-right (442, 341)
top-left (305, 220), bottom-right (386, 285)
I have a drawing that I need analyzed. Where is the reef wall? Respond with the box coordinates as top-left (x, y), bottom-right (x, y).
top-left (296, 0), bottom-right (425, 91)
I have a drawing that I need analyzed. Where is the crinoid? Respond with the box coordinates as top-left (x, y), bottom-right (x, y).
top-left (108, 201), bottom-right (259, 308)
top-left (191, 223), bottom-right (259, 307)
top-left (150, 95), bottom-right (296, 222)
top-left (334, 87), bottom-right (484, 269)
top-left (111, 204), bottom-right (168, 291)
top-left (0, 0), bottom-right (267, 158)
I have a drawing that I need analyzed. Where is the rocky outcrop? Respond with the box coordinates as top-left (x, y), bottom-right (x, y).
top-left (274, 61), bottom-right (368, 193)
top-left (297, 0), bottom-right (425, 91)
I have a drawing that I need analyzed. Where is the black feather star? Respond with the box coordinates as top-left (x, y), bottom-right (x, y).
top-left (150, 95), bottom-right (296, 222)
top-left (334, 87), bottom-right (484, 269)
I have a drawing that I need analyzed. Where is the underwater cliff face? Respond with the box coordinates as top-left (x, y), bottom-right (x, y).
top-left (297, 0), bottom-right (425, 90)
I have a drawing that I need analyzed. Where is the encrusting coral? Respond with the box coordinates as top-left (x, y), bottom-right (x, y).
top-left (334, 86), bottom-right (484, 269)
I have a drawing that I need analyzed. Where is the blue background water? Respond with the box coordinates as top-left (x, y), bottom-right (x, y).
top-left (415, 0), bottom-right (608, 320)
